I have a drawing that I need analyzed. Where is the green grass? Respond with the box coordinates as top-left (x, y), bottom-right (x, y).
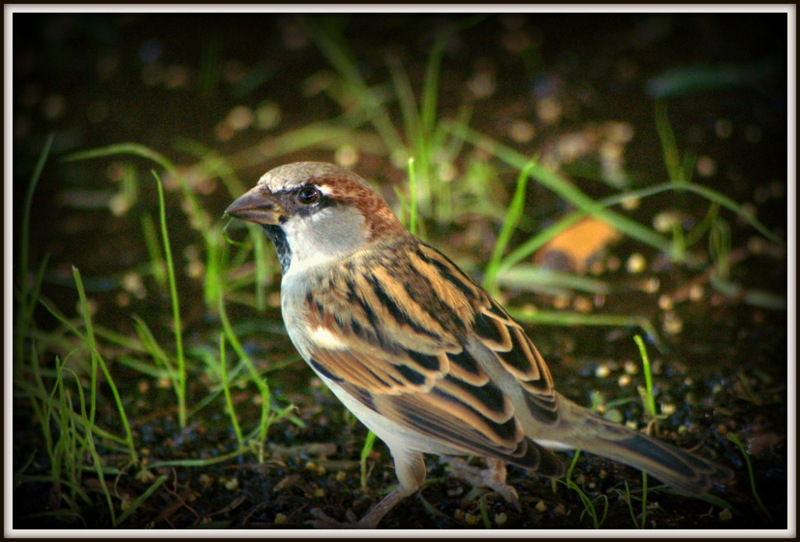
top-left (15, 137), bottom-right (302, 525)
top-left (16, 134), bottom-right (53, 371)
top-left (561, 451), bottom-right (609, 528)
top-left (15, 137), bottom-right (136, 523)
top-left (727, 433), bottom-right (774, 525)
top-left (152, 170), bottom-right (187, 428)
top-left (483, 161), bottom-right (535, 296)
top-left (15, 241), bottom-right (143, 524)
top-left (633, 334), bottom-right (659, 421)
top-left (297, 15), bottom-right (491, 226)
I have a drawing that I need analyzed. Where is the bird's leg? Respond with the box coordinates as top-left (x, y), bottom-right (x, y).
top-left (308, 448), bottom-right (425, 528)
top-left (444, 456), bottom-right (521, 511)
top-left (307, 486), bottom-right (409, 529)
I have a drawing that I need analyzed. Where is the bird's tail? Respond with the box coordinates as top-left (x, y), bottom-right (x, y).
top-left (551, 399), bottom-right (733, 496)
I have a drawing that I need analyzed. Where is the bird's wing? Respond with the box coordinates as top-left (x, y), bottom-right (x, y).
top-left (297, 238), bottom-right (563, 474)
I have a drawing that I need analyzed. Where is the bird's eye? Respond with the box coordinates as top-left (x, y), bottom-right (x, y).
top-left (297, 186), bottom-right (320, 205)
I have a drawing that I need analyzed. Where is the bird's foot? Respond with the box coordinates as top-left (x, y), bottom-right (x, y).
top-left (444, 457), bottom-right (521, 511)
top-left (307, 508), bottom-right (367, 529)
top-left (306, 486), bottom-right (408, 528)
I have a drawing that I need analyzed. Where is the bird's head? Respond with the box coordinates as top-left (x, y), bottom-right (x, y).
top-left (225, 162), bottom-right (404, 275)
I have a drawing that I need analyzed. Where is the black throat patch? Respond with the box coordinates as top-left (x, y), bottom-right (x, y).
top-left (262, 224), bottom-right (291, 273)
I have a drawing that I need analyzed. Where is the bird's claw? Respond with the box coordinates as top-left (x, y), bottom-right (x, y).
top-left (445, 457), bottom-right (521, 511)
top-left (307, 508), bottom-right (369, 529)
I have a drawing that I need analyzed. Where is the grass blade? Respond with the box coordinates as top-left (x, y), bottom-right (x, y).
top-left (152, 170), bottom-right (187, 428)
top-left (483, 161), bottom-right (534, 295)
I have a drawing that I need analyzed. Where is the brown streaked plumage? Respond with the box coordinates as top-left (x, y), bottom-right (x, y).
top-left (225, 161), bottom-right (733, 528)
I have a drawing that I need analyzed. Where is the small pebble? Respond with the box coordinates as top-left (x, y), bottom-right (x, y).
top-left (621, 195), bottom-right (640, 210)
top-left (536, 96), bottom-right (562, 125)
top-left (572, 296), bottom-right (592, 313)
top-left (467, 70), bottom-right (497, 99)
top-left (595, 365), bottom-right (611, 378)
top-left (696, 156), bottom-right (717, 177)
top-left (227, 105), bottom-right (253, 131)
top-left (76, 298), bottom-right (98, 318)
top-left (335, 144), bottom-right (359, 167)
top-left (626, 253), bottom-right (646, 273)
top-left (164, 65), bottom-right (190, 89)
top-left (623, 360), bottom-right (639, 375)
top-left (186, 260), bottom-right (204, 279)
top-left (653, 211), bottom-right (680, 233)
top-left (640, 277), bottom-right (661, 294)
top-left (589, 260), bottom-right (605, 275)
top-left (553, 296), bottom-right (570, 310)
top-left (662, 311), bottom-right (684, 335)
top-left (108, 194), bottom-right (134, 218)
top-left (715, 118), bottom-right (733, 139)
top-left (508, 119), bottom-right (535, 143)
top-left (464, 512), bottom-right (480, 525)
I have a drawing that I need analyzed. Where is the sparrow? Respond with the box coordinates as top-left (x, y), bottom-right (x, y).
top-left (225, 161), bottom-right (733, 528)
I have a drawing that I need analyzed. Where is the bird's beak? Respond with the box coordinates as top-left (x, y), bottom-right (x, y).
top-left (225, 186), bottom-right (285, 225)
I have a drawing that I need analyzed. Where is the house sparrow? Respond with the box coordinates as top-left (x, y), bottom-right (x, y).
top-left (225, 161), bottom-right (733, 528)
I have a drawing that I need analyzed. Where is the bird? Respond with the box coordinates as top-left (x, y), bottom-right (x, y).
top-left (224, 161), bottom-right (733, 528)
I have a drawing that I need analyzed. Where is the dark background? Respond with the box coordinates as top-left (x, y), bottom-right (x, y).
top-left (11, 11), bottom-right (789, 530)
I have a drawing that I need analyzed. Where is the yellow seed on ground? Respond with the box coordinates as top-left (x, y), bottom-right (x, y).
top-left (595, 365), bottom-right (611, 378)
top-left (626, 253), bottom-right (646, 273)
